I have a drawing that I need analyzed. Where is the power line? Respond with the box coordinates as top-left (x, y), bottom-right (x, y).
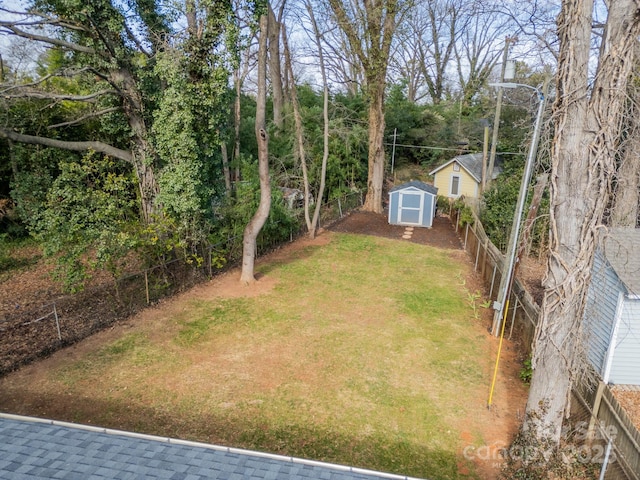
top-left (383, 142), bottom-right (523, 156)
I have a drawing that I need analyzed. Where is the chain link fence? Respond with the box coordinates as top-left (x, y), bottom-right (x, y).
top-left (0, 191), bottom-right (363, 375)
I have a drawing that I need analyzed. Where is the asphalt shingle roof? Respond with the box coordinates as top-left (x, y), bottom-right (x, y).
top-left (428, 153), bottom-right (502, 183)
top-left (0, 414), bottom-right (424, 480)
top-left (389, 181), bottom-right (437, 196)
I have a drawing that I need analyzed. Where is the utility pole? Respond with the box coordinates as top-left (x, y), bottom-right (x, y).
top-left (486, 36), bottom-right (517, 188)
top-left (490, 77), bottom-right (549, 336)
top-left (480, 119), bottom-right (490, 193)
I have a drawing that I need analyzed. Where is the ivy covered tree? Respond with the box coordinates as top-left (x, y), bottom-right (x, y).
top-left (0, 0), bottom-right (243, 288)
top-left (0, 0), bottom-right (238, 221)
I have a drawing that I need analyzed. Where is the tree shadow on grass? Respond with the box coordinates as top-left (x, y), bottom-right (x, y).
top-left (0, 392), bottom-right (479, 480)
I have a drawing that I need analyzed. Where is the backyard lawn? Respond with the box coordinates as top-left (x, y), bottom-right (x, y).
top-left (0, 231), bottom-right (527, 479)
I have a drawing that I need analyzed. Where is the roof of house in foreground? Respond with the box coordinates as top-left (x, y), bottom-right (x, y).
top-left (0, 413), bottom-right (424, 480)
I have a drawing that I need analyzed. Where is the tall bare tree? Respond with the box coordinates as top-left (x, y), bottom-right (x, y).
top-left (524, 0), bottom-right (640, 451)
top-left (240, 12), bottom-right (271, 284)
top-left (327, 0), bottom-right (402, 213)
top-left (306, 1), bottom-right (329, 239)
top-left (454, 3), bottom-right (511, 108)
top-left (268, 2), bottom-right (285, 131)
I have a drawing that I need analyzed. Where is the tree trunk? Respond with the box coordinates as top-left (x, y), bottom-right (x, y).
top-left (611, 137), bottom-right (640, 227)
top-left (327, 0), bottom-right (398, 215)
top-left (240, 13), bottom-right (271, 285)
top-left (307, 1), bottom-right (329, 238)
top-left (234, 67), bottom-right (242, 181)
top-left (362, 82), bottom-right (386, 214)
top-left (282, 23), bottom-right (312, 232)
top-left (112, 67), bottom-right (161, 223)
top-left (221, 141), bottom-right (232, 196)
top-left (611, 74), bottom-right (640, 227)
top-left (524, 0), bottom-right (640, 453)
top-left (7, 139), bottom-right (17, 180)
top-left (268, 5), bottom-right (284, 132)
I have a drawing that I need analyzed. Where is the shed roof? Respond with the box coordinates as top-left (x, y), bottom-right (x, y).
top-left (389, 180), bottom-right (438, 195)
top-left (428, 153), bottom-right (501, 184)
top-left (602, 228), bottom-right (640, 296)
top-left (0, 414), bottom-right (422, 480)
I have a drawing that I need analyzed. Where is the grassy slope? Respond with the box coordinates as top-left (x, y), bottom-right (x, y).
top-left (3, 233), bottom-right (491, 479)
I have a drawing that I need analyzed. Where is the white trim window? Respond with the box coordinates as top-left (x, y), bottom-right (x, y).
top-left (450, 175), bottom-right (461, 196)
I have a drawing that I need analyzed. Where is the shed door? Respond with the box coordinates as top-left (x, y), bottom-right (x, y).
top-left (399, 192), bottom-right (423, 225)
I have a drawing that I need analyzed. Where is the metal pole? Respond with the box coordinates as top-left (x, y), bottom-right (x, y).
top-left (491, 80), bottom-right (548, 336)
top-left (486, 38), bottom-right (514, 187)
top-left (481, 124), bottom-right (489, 192)
top-left (599, 437), bottom-right (613, 480)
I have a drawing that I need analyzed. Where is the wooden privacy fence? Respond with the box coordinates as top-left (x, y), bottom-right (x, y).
top-left (449, 205), bottom-right (640, 480)
top-left (450, 207), bottom-right (540, 353)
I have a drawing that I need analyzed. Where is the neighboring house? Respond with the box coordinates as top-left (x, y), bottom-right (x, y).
top-left (584, 228), bottom-right (640, 385)
top-left (388, 181), bottom-right (438, 228)
top-left (429, 153), bottom-right (500, 199)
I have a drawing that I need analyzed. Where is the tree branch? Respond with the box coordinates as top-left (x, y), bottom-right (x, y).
top-left (0, 23), bottom-right (96, 54)
top-left (0, 67), bottom-right (92, 93)
top-left (47, 107), bottom-right (120, 129)
top-left (0, 128), bottom-right (133, 163)
top-left (1, 89), bottom-right (117, 102)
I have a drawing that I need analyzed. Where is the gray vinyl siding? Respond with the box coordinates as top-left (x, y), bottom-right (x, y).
top-left (609, 299), bottom-right (640, 385)
top-left (584, 249), bottom-right (625, 376)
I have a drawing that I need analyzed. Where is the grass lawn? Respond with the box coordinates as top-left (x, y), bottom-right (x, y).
top-left (0, 232), bottom-right (514, 479)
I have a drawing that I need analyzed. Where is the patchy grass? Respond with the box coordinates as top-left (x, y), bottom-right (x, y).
top-left (0, 233), bottom-right (498, 479)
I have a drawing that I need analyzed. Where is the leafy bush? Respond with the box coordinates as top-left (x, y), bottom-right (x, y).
top-left (452, 197), bottom-right (474, 227)
top-left (210, 159), bottom-right (301, 260)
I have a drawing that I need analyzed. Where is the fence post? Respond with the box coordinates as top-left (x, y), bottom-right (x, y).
top-left (489, 265), bottom-right (497, 299)
top-left (464, 222), bottom-right (469, 250)
top-left (474, 230), bottom-right (481, 271)
top-left (481, 238), bottom-right (489, 278)
top-left (145, 270), bottom-right (150, 305)
top-left (588, 381), bottom-right (606, 440)
top-left (509, 296), bottom-right (518, 339)
top-left (338, 198), bottom-right (343, 218)
top-left (53, 303), bottom-right (61, 341)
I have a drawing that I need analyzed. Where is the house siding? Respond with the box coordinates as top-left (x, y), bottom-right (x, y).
top-left (610, 299), bottom-right (640, 385)
top-left (584, 249), bottom-right (625, 376)
top-left (432, 163), bottom-right (478, 198)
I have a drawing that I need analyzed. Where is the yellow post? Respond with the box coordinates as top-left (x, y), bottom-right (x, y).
top-left (488, 298), bottom-right (509, 408)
